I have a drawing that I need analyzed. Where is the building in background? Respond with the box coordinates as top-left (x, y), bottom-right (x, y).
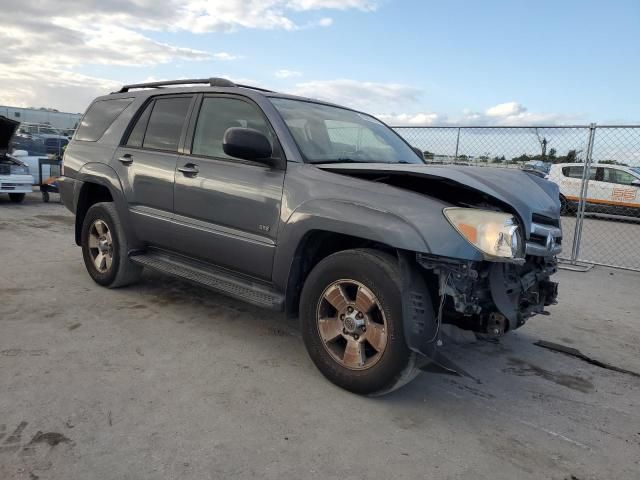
top-left (0, 105), bottom-right (82, 130)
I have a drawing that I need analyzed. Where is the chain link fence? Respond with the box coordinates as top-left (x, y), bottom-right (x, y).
top-left (393, 125), bottom-right (640, 271)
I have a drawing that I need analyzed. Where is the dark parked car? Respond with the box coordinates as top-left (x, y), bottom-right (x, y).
top-left (59, 78), bottom-right (561, 395)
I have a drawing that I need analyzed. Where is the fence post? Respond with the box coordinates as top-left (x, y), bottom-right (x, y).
top-left (570, 123), bottom-right (597, 264)
top-left (454, 127), bottom-right (461, 161)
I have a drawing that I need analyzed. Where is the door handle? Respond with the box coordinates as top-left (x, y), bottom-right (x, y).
top-left (118, 154), bottom-right (133, 165)
top-left (178, 164), bottom-right (199, 176)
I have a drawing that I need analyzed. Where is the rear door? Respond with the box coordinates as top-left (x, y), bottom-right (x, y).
top-left (172, 94), bottom-right (286, 280)
top-left (558, 165), bottom-right (591, 201)
top-left (112, 94), bottom-right (195, 247)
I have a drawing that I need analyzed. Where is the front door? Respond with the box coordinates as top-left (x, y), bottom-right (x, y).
top-left (173, 95), bottom-right (285, 280)
top-left (112, 94), bottom-right (194, 248)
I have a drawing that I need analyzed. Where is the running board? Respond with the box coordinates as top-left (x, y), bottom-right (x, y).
top-left (130, 250), bottom-right (285, 311)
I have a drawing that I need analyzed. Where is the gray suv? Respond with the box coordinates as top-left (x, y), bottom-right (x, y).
top-left (60, 78), bottom-right (561, 395)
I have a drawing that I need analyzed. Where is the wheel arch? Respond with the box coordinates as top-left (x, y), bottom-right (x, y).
top-left (73, 163), bottom-right (139, 248)
top-left (282, 229), bottom-right (401, 319)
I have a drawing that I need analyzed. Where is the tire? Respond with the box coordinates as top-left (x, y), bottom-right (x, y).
top-left (9, 193), bottom-right (25, 203)
top-left (81, 202), bottom-right (142, 288)
top-left (300, 248), bottom-right (420, 396)
top-left (560, 194), bottom-right (576, 216)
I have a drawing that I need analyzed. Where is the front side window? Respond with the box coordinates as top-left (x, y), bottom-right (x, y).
top-left (192, 97), bottom-right (275, 160)
top-left (270, 98), bottom-right (423, 164)
top-left (142, 96), bottom-right (192, 152)
top-left (612, 170), bottom-right (637, 185)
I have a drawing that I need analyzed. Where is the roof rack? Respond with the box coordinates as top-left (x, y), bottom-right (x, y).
top-left (116, 77), bottom-right (273, 93)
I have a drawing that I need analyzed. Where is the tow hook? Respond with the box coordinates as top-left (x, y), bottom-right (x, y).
top-left (486, 312), bottom-right (507, 337)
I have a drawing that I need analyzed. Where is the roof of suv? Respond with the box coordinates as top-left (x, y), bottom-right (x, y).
top-left (104, 76), bottom-right (344, 109)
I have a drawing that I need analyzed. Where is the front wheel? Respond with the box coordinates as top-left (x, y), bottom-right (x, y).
top-left (81, 202), bottom-right (142, 288)
top-left (9, 193), bottom-right (26, 203)
top-left (300, 249), bottom-right (420, 395)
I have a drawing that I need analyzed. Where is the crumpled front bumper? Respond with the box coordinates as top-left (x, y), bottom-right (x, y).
top-left (415, 252), bottom-right (558, 333)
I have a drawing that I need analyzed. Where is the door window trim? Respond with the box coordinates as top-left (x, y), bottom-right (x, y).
top-left (184, 93), bottom-right (286, 170)
top-left (120, 94), bottom-right (197, 154)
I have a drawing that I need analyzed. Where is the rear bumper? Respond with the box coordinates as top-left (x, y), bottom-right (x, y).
top-left (58, 176), bottom-right (80, 213)
top-left (0, 175), bottom-right (34, 193)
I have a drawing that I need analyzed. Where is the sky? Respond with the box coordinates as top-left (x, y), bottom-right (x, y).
top-left (0, 0), bottom-right (638, 125)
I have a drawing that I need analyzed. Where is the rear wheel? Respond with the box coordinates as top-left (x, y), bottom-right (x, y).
top-left (300, 249), bottom-right (420, 395)
top-left (81, 202), bottom-right (142, 288)
top-left (9, 193), bottom-right (25, 203)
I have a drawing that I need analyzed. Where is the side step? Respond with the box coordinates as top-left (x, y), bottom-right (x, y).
top-left (130, 250), bottom-right (285, 311)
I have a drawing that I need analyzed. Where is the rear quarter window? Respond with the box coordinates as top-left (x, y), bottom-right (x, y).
top-left (75, 98), bottom-right (134, 142)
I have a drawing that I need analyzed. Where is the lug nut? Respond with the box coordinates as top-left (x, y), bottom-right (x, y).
top-left (340, 314), bottom-right (345, 320)
top-left (354, 334), bottom-right (359, 340)
top-left (356, 312), bottom-right (363, 319)
top-left (343, 328), bottom-right (347, 334)
top-left (347, 306), bottom-right (353, 313)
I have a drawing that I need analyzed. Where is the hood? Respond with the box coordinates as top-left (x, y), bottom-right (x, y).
top-left (316, 163), bottom-right (561, 237)
top-left (1, 115), bottom-right (20, 154)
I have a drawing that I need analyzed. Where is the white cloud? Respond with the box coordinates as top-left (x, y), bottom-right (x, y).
top-left (213, 52), bottom-right (243, 61)
top-left (485, 101), bottom-right (527, 117)
top-left (293, 79), bottom-right (421, 110)
top-left (0, 0), bottom-right (377, 111)
top-left (288, 0), bottom-right (378, 11)
top-left (377, 102), bottom-right (578, 127)
top-left (376, 112), bottom-right (441, 126)
top-left (275, 69), bottom-right (303, 78)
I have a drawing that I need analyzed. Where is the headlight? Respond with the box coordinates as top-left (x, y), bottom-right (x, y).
top-left (444, 207), bottom-right (523, 260)
top-left (10, 164), bottom-right (30, 175)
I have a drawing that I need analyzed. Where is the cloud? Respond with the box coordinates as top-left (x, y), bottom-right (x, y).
top-left (292, 79), bottom-right (421, 110)
top-left (485, 102), bottom-right (526, 117)
top-left (377, 102), bottom-right (579, 127)
top-left (212, 52), bottom-right (243, 61)
top-left (287, 0), bottom-right (378, 11)
top-left (0, 0), bottom-right (377, 111)
top-left (275, 69), bottom-right (303, 78)
top-left (376, 112), bottom-right (441, 126)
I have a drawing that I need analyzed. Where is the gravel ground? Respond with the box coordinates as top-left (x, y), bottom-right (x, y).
top-left (1, 193), bottom-right (639, 480)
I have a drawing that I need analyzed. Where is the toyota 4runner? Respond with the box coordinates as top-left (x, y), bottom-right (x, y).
top-left (59, 78), bottom-right (561, 395)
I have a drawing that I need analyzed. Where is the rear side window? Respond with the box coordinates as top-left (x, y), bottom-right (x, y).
top-left (76, 98), bottom-right (133, 141)
top-left (562, 166), bottom-right (583, 178)
top-left (561, 165), bottom-right (596, 180)
top-left (126, 101), bottom-right (153, 148)
top-left (141, 97), bottom-right (192, 152)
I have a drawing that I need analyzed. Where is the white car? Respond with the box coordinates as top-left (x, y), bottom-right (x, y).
top-left (548, 163), bottom-right (640, 217)
top-left (1, 116), bottom-right (34, 203)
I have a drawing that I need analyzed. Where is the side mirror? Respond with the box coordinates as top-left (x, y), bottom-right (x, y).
top-left (223, 127), bottom-right (273, 164)
top-left (632, 179), bottom-right (640, 187)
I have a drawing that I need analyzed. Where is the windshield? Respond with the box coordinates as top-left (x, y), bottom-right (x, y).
top-left (631, 167), bottom-right (640, 176)
top-left (270, 98), bottom-right (424, 164)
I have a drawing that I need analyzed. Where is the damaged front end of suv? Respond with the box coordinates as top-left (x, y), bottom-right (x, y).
top-left (318, 163), bottom-right (561, 361)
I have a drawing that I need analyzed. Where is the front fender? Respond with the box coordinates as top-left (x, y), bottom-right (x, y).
top-left (272, 198), bottom-right (430, 291)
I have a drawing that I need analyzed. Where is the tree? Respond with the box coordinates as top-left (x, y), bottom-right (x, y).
top-left (548, 148), bottom-right (557, 159)
top-left (423, 150), bottom-right (434, 159)
top-left (533, 128), bottom-right (550, 160)
top-left (566, 149), bottom-right (577, 162)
